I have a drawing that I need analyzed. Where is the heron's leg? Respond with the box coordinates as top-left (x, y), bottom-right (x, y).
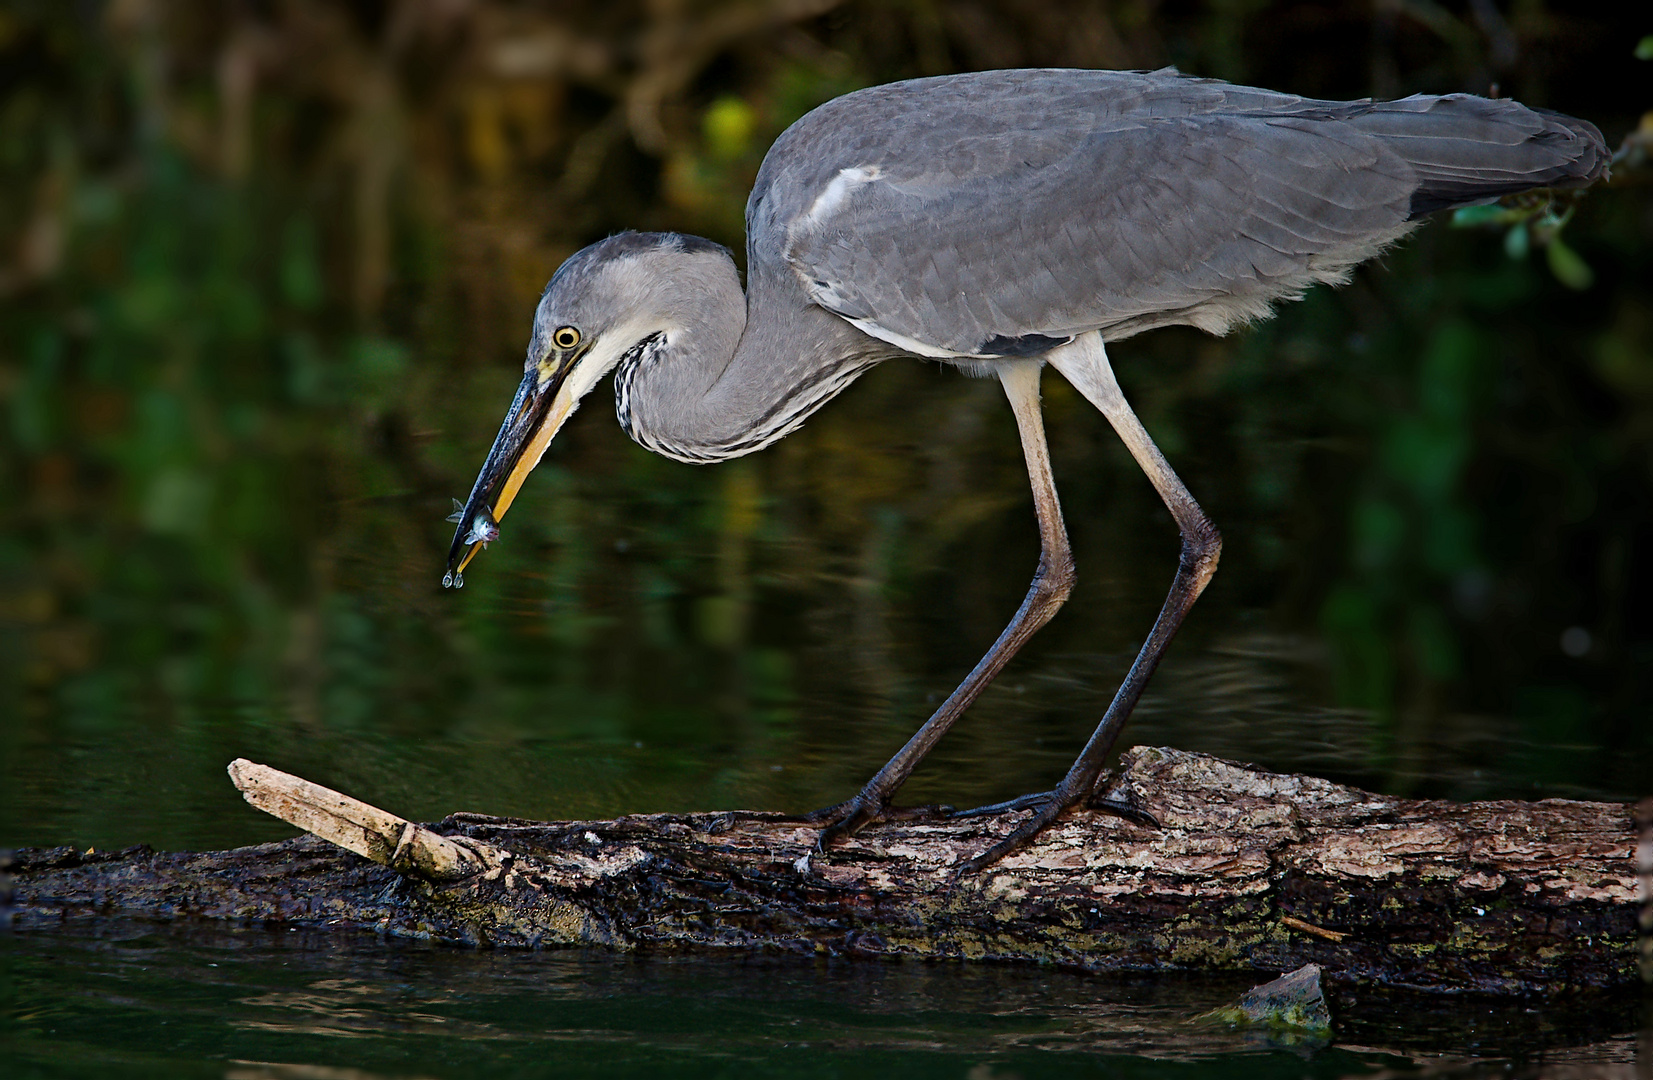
top-left (809, 360), bottom-right (1076, 844)
top-left (959, 334), bottom-right (1220, 874)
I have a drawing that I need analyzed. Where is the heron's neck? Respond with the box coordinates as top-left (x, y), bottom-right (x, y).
top-left (617, 256), bottom-right (888, 463)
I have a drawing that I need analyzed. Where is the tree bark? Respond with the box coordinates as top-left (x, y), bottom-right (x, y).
top-left (10, 747), bottom-right (1644, 996)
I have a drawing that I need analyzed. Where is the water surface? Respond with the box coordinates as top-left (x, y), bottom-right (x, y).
top-left (6, 923), bottom-right (1645, 1079)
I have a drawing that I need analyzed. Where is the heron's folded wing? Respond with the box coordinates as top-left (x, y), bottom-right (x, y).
top-left (781, 111), bottom-right (1425, 357)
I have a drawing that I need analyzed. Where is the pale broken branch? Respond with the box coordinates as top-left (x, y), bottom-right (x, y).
top-left (226, 758), bottom-right (502, 882)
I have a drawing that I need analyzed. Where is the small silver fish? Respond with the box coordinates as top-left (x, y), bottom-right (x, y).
top-left (445, 498), bottom-right (500, 548)
top-left (466, 515), bottom-right (500, 547)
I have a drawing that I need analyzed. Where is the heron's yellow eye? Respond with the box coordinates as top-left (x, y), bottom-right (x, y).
top-left (553, 326), bottom-right (581, 350)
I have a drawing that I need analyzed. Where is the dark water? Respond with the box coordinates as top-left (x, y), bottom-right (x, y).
top-left (5, 923), bottom-right (1646, 1079)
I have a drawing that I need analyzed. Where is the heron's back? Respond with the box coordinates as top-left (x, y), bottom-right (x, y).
top-left (751, 69), bottom-right (1607, 356)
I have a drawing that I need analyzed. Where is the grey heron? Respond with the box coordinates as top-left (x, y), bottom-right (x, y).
top-left (443, 68), bottom-right (1606, 872)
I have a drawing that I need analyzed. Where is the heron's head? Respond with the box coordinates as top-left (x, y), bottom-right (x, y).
top-left (443, 231), bottom-right (737, 585)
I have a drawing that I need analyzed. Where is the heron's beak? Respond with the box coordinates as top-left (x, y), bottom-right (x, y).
top-left (443, 349), bottom-right (583, 586)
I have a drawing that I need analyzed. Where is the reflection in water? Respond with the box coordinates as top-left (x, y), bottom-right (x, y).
top-left (4, 923), bottom-right (1644, 1079)
top-left (226, 1064), bottom-right (442, 1080)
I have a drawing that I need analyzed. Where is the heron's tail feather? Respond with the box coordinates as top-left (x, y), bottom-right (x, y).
top-left (1345, 94), bottom-right (1608, 219)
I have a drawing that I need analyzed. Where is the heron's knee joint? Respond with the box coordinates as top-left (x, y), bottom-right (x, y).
top-left (1037, 555), bottom-right (1076, 602)
top-left (1180, 523), bottom-right (1222, 586)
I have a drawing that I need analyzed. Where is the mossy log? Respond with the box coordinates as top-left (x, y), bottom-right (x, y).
top-left (11, 747), bottom-right (1645, 995)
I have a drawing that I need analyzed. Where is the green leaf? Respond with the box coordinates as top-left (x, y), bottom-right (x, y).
top-left (1504, 221), bottom-right (1530, 260)
top-left (1546, 237), bottom-right (1594, 290)
top-left (1635, 35), bottom-right (1653, 61)
top-left (1452, 204), bottom-right (1518, 228)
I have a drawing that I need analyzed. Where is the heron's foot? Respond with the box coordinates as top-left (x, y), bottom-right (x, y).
top-left (698, 809), bottom-right (795, 836)
top-left (954, 787), bottom-right (1158, 875)
top-left (951, 784), bottom-right (1159, 825)
top-left (808, 795), bottom-right (883, 856)
top-left (801, 794), bottom-right (954, 855)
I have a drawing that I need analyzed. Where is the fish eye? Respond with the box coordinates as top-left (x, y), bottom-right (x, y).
top-left (553, 326), bottom-right (580, 350)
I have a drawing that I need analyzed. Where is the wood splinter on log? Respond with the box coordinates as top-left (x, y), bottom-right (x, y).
top-left (14, 748), bottom-right (1645, 995)
top-left (227, 759), bottom-right (501, 883)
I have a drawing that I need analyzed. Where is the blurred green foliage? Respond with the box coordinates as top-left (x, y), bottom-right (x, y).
top-left (1, 1), bottom-right (1650, 850)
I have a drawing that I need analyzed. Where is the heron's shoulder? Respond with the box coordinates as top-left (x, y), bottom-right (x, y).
top-left (747, 68), bottom-right (1326, 222)
top-left (761, 67), bottom-right (1325, 153)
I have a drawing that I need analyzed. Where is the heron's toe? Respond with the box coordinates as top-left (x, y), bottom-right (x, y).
top-left (812, 799), bottom-right (883, 849)
top-left (954, 788), bottom-right (1158, 876)
top-left (949, 790), bottom-right (1057, 819)
top-left (1087, 796), bottom-right (1159, 828)
top-left (799, 798), bottom-right (857, 827)
top-left (956, 801), bottom-right (1066, 875)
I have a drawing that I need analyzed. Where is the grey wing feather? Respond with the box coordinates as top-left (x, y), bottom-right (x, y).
top-left (757, 69), bottom-right (1606, 357)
